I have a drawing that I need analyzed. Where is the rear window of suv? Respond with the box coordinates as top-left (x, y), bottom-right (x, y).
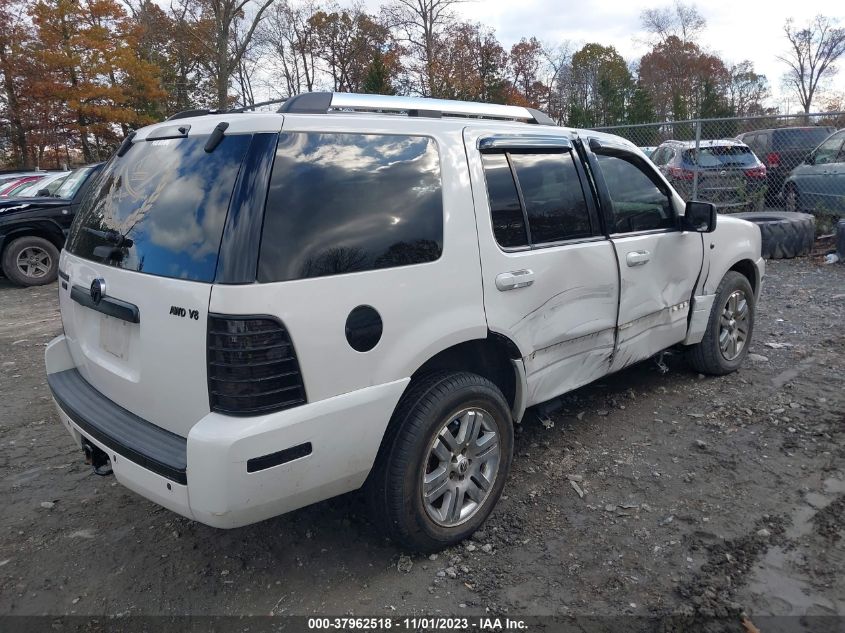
top-left (682, 145), bottom-right (758, 168)
top-left (257, 132), bottom-right (443, 283)
top-left (66, 134), bottom-right (251, 282)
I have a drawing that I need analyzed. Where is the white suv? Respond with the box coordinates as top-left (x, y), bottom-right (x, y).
top-left (45, 93), bottom-right (764, 551)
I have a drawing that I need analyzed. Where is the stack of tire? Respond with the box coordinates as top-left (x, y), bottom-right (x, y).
top-left (732, 211), bottom-right (815, 260)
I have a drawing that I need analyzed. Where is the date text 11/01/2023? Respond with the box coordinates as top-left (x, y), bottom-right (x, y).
top-left (306, 617), bottom-right (529, 630)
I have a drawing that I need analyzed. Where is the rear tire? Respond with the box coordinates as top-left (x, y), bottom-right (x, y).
top-left (1, 236), bottom-right (60, 286)
top-left (687, 271), bottom-right (755, 375)
top-left (367, 371), bottom-right (513, 552)
top-left (732, 211), bottom-right (815, 259)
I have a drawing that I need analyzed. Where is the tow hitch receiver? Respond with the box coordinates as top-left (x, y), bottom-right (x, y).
top-left (82, 440), bottom-right (113, 476)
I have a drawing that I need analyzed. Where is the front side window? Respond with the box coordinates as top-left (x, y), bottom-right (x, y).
top-left (481, 150), bottom-right (594, 249)
top-left (257, 133), bottom-right (443, 283)
top-left (66, 134), bottom-right (251, 282)
top-left (596, 153), bottom-right (675, 233)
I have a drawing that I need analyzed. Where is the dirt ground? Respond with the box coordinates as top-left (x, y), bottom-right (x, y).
top-left (1, 258), bottom-right (843, 631)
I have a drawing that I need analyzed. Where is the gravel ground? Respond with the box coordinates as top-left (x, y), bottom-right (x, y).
top-left (0, 258), bottom-right (843, 631)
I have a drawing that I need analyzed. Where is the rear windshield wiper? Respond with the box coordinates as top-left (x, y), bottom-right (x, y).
top-left (82, 227), bottom-right (134, 248)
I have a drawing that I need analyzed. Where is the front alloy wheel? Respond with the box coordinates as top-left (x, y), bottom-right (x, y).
top-left (687, 271), bottom-right (755, 375)
top-left (16, 245), bottom-right (53, 280)
top-left (719, 290), bottom-right (750, 361)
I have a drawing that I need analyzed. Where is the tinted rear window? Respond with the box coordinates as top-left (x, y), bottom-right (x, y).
top-left (682, 146), bottom-right (758, 168)
top-left (67, 134), bottom-right (251, 282)
top-left (481, 154), bottom-right (527, 248)
top-left (509, 153), bottom-right (592, 243)
top-left (257, 132), bottom-right (443, 283)
top-left (773, 128), bottom-right (835, 150)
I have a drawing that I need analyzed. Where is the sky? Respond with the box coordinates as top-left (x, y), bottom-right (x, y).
top-left (368, 0), bottom-right (845, 112)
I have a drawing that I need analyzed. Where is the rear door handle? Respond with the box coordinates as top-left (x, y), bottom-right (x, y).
top-left (495, 269), bottom-right (535, 291)
top-left (626, 250), bottom-right (650, 267)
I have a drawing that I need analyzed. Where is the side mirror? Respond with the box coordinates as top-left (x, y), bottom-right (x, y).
top-left (682, 201), bottom-right (717, 233)
top-left (805, 153), bottom-right (815, 165)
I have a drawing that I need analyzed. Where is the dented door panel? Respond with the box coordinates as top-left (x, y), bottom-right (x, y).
top-left (610, 231), bottom-right (703, 372)
top-left (463, 127), bottom-right (620, 409)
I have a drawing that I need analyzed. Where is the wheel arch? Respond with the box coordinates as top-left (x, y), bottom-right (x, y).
top-left (728, 258), bottom-right (759, 299)
top-left (409, 333), bottom-right (525, 423)
top-left (0, 221), bottom-right (66, 256)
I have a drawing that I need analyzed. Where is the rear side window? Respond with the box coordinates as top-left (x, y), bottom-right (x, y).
top-left (67, 134), bottom-right (252, 282)
top-left (481, 154), bottom-right (527, 248)
top-left (481, 151), bottom-right (594, 249)
top-left (257, 133), bottom-right (443, 283)
top-left (773, 128), bottom-right (836, 151)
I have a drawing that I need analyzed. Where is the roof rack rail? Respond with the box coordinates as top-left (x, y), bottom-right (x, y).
top-left (165, 108), bottom-right (221, 121)
top-left (278, 92), bottom-right (556, 125)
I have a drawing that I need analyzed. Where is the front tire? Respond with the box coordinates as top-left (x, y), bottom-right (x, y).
top-left (367, 372), bottom-right (514, 552)
top-left (687, 271), bottom-right (755, 375)
top-left (784, 184), bottom-right (799, 213)
top-left (1, 236), bottom-right (60, 286)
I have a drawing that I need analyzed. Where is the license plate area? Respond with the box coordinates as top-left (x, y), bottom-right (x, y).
top-left (99, 314), bottom-right (130, 360)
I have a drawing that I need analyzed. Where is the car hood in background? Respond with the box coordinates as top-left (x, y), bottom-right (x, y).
top-left (0, 196), bottom-right (71, 216)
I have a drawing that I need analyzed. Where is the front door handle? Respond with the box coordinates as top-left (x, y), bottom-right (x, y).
top-left (495, 269), bottom-right (535, 291)
top-left (626, 250), bottom-right (650, 267)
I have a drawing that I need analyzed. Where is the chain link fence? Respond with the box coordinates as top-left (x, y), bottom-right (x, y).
top-left (591, 112), bottom-right (845, 225)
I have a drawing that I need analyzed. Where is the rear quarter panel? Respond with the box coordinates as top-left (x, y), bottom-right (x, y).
top-left (208, 116), bottom-right (487, 404)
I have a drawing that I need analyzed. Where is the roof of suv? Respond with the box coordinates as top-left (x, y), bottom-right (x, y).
top-left (739, 126), bottom-right (837, 136)
top-left (659, 139), bottom-right (749, 149)
top-left (134, 92), bottom-right (640, 154)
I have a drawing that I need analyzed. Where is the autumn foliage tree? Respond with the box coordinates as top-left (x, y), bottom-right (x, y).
top-left (28, 0), bottom-right (165, 163)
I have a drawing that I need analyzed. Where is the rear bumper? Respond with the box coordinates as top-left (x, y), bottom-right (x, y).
top-left (45, 335), bottom-right (408, 528)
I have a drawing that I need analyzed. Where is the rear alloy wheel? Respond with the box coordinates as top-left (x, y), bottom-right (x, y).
top-left (422, 408), bottom-right (501, 527)
top-left (687, 271), bottom-right (755, 375)
top-left (367, 371), bottom-right (513, 552)
top-left (1, 236), bottom-right (60, 286)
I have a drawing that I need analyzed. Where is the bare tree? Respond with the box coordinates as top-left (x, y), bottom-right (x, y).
top-left (260, 0), bottom-right (320, 97)
top-left (778, 15), bottom-right (845, 114)
top-left (384, 0), bottom-right (464, 97)
top-left (640, 1), bottom-right (705, 45)
top-left (727, 60), bottom-right (770, 116)
top-left (180, 0), bottom-right (276, 109)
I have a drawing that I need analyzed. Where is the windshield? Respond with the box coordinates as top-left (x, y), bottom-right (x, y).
top-left (66, 133), bottom-right (251, 282)
top-left (682, 146), bottom-right (758, 168)
top-left (18, 173), bottom-right (69, 197)
top-left (54, 167), bottom-right (94, 199)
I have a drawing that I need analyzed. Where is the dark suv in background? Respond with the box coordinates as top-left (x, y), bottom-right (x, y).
top-left (0, 163), bottom-right (103, 286)
top-left (737, 126), bottom-right (836, 206)
top-left (651, 139), bottom-right (767, 210)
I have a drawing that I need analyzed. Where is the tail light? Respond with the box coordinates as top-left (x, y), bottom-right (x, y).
top-left (668, 166), bottom-right (695, 181)
top-left (766, 152), bottom-right (780, 169)
top-left (744, 165), bottom-right (767, 179)
top-left (207, 315), bottom-right (306, 416)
